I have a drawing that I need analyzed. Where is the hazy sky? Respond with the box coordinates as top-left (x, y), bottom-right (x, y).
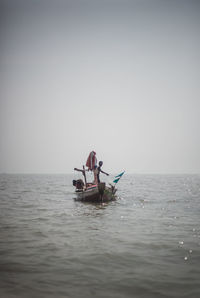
top-left (0, 0), bottom-right (199, 174)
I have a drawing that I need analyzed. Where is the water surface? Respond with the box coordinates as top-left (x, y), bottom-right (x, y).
top-left (0, 174), bottom-right (200, 297)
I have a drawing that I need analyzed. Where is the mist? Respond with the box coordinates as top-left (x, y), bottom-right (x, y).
top-left (0, 0), bottom-right (199, 174)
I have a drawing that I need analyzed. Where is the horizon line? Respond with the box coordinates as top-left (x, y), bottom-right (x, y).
top-left (1, 172), bottom-right (200, 175)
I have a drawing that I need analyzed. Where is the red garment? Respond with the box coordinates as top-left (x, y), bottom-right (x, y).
top-left (86, 151), bottom-right (97, 170)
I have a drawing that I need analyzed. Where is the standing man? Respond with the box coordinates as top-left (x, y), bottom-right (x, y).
top-left (96, 161), bottom-right (109, 183)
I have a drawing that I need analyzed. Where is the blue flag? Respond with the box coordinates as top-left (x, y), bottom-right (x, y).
top-left (115, 171), bottom-right (125, 178)
top-left (113, 171), bottom-right (125, 184)
top-left (113, 177), bottom-right (120, 184)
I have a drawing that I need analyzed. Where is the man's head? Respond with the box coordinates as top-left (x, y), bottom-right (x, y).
top-left (99, 161), bottom-right (103, 167)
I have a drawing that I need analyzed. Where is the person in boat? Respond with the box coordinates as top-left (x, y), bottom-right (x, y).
top-left (96, 161), bottom-right (109, 183)
top-left (74, 168), bottom-right (88, 174)
top-left (74, 168), bottom-right (93, 187)
top-left (73, 179), bottom-right (84, 190)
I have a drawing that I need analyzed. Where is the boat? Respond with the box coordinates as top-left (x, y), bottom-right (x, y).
top-left (73, 181), bottom-right (117, 202)
top-left (73, 153), bottom-right (124, 202)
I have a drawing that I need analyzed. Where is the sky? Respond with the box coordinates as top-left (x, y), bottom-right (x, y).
top-left (0, 0), bottom-right (199, 174)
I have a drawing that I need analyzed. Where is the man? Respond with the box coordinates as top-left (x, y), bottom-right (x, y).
top-left (74, 167), bottom-right (94, 187)
top-left (96, 161), bottom-right (109, 183)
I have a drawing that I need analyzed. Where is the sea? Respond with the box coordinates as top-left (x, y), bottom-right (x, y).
top-left (0, 173), bottom-right (200, 298)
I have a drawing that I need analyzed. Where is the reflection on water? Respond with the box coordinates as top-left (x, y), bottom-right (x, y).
top-left (0, 174), bottom-right (200, 298)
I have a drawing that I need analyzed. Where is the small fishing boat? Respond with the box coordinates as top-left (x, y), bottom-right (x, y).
top-left (73, 163), bottom-right (124, 202)
top-left (74, 182), bottom-right (117, 202)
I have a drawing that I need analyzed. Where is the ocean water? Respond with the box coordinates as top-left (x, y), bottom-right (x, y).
top-left (0, 173), bottom-right (200, 298)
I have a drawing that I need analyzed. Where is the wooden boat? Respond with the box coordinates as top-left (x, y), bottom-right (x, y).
top-left (73, 165), bottom-right (123, 203)
top-left (74, 182), bottom-right (117, 202)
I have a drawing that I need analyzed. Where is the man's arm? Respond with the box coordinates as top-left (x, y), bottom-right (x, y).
top-left (74, 168), bottom-right (84, 173)
top-left (74, 168), bottom-right (89, 172)
top-left (100, 169), bottom-right (109, 176)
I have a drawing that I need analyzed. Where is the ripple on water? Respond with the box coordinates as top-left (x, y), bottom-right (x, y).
top-left (0, 174), bottom-right (200, 298)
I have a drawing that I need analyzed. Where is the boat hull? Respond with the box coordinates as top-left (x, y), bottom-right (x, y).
top-left (74, 186), bottom-right (116, 202)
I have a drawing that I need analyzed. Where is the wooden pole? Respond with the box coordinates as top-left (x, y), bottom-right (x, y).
top-left (83, 165), bottom-right (87, 188)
